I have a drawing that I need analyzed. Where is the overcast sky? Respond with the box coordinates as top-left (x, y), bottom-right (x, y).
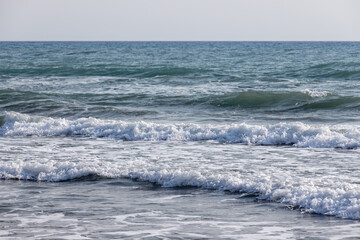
top-left (0, 0), bottom-right (359, 41)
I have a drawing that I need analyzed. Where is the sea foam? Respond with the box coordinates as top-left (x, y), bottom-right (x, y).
top-left (1, 159), bottom-right (360, 219)
top-left (1, 111), bottom-right (359, 149)
top-left (301, 89), bottom-right (329, 98)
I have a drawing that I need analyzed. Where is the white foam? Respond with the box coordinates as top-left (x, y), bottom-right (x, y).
top-left (1, 159), bottom-right (360, 219)
top-left (128, 168), bottom-right (360, 219)
top-left (1, 111), bottom-right (359, 148)
top-left (302, 89), bottom-right (329, 98)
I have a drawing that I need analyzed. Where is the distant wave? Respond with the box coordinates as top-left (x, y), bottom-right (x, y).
top-left (189, 90), bottom-right (360, 112)
top-left (0, 66), bottom-right (208, 78)
top-left (2, 88), bottom-right (360, 112)
top-left (307, 62), bottom-right (360, 79)
top-left (1, 112), bottom-right (359, 149)
top-left (207, 90), bottom-right (329, 108)
top-left (2, 60), bottom-right (360, 79)
top-left (1, 159), bottom-right (360, 219)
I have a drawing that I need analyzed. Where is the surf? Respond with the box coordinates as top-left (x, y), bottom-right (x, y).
top-left (1, 111), bottom-right (359, 149)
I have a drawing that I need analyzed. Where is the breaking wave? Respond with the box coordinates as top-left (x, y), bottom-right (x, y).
top-left (1, 111), bottom-right (359, 149)
top-left (1, 160), bottom-right (360, 219)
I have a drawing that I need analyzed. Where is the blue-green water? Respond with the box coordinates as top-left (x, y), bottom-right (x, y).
top-left (1, 42), bottom-right (360, 239)
top-left (1, 42), bottom-right (360, 123)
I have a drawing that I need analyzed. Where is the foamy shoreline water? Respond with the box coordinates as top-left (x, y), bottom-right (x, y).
top-left (1, 136), bottom-right (360, 220)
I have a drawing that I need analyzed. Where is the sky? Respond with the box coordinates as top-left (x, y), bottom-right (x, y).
top-left (0, 0), bottom-right (360, 41)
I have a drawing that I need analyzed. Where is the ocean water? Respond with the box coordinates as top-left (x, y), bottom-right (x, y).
top-left (1, 41), bottom-right (360, 239)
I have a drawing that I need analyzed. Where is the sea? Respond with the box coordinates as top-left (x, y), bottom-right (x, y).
top-left (1, 41), bottom-right (360, 239)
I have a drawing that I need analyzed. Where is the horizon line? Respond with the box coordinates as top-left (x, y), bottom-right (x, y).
top-left (1, 40), bottom-right (360, 43)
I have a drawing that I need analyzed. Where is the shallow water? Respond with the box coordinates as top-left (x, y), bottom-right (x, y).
top-left (1, 136), bottom-right (360, 238)
top-left (3, 178), bottom-right (360, 239)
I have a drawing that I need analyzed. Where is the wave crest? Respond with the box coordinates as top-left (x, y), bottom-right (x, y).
top-left (1, 160), bottom-right (360, 219)
top-left (1, 112), bottom-right (359, 149)
top-left (209, 90), bottom-right (360, 111)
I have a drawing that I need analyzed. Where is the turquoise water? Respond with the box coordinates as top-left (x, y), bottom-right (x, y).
top-left (1, 42), bottom-right (360, 239)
